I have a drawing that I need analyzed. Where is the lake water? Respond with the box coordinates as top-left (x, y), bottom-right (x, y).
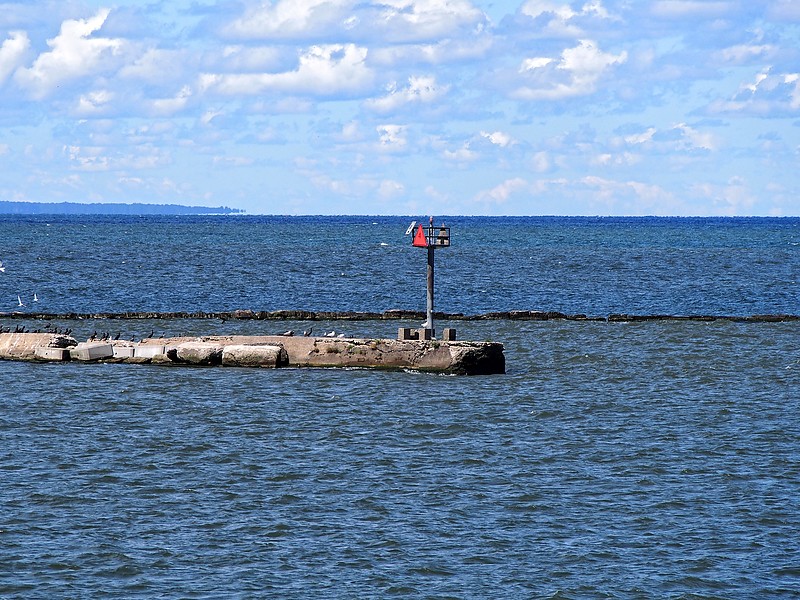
top-left (1, 216), bottom-right (799, 598)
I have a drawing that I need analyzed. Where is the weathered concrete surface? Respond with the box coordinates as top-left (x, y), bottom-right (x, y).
top-left (34, 347), bottom-right (71, 361)
top-left (71, 342), bottom-right (114, 361)
top-left (0, 332), bottom-right (77, 361)
top-left (140, 335), bottom-right (505, 375)
top-left (221, 344), bottom-right (289, 368)
top-left (0, 333), bottom-right (504, 374)
top-left (171, 341), bottom-right (224, 365)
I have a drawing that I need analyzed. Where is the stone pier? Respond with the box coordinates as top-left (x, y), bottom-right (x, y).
top-left (0, 332), bottom-right (505, 375)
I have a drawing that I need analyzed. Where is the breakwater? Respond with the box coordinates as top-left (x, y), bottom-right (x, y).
top-left (0, 332), bottom-right (505, 375)
top-left (1, 309), bottom-right (798, 323)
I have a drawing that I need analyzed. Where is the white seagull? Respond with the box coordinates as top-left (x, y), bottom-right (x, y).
top-left (17, 295), bottom-right (24, 307)
top-left (33, 293), bottom-right (39, 302)
top-left (0, 261), bottom-right (5, 272)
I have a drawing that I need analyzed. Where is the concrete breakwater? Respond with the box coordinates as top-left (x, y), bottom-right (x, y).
top-left (1, 309), bottom-right (798, 323)
top-left (0, 332), bottom-right (505, 375)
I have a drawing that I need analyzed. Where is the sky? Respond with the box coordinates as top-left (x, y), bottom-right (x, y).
top-left (0, 1), bottom-right (799, 216)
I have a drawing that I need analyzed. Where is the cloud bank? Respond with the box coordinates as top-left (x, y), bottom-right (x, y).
top-left (0, 0), bottom-right (798, 216)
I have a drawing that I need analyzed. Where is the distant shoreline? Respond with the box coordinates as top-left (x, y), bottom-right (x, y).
top-left (0, 201), bottom-right (244, 215)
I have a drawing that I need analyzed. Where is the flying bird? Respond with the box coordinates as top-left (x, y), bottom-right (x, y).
top-left (0, 261), bottom-right (5, 272)
top-left (17, 295), bottom-right (24, 307)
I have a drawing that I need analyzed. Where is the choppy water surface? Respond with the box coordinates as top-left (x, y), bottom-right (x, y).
top-left (1, 215), bottom-right (798, 315)
top-left (1, 216), bottom-right (799, 597)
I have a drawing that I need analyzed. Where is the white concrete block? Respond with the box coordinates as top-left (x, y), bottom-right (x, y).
top-left (34, 347), bottom-right (71, 361)
top-left (70, 342), bottom-right (114, 361)
top-left (112, 346), bottom-right (135, 358)
top-left (134, 345), bottom-right (165, 359)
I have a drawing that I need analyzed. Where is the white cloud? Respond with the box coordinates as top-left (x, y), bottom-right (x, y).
top-left (522, 0), bottom-right (576, 20)
top-left (213, 156), bottom-right (255, 167)
top-left (624, 127), bottom-right (656, 145)
top-left (365, 75), bottom-right (449, 113)
top-left (767, 0), bottom-right (800, 20)
top-left (480, 131), bottom-right (514, 147)
top-left (591, 151), bottom-right (640, 166)
top-left (443, 145), bottom-right (478, 161)
top-left (740, 70), bottom-right (770, 94)
top-left (150, 85), bottom-right (193, 116)
top-left (514, 39), bottom-right (627, 100)
top-left (475, 177), bottom-right (528, 204)
top-left (15, 9), bottom-right (125, 99)
top-left (119, 49), bottom-right (189, 85)
top-left (520, 0), bottom-right (614, 37)
top-left (378, 179), bottom-right (404, 198)
top-left (75, 89), bottom-right (114, 115)
top-left (531, 151), bottom-right (551, 173)
top-left (523, 0), bottom-right (610, 19)
top-left (0, 31), bottom-right (29, 85)
top-left (377, 124), bottom-right (407, 149)
top-left (369, 35), bottom-right (492, 67)
top-left (200, 44), bottom-right (372, 97)
top-left (223, 0), bottom-right (486, 43)
top-left (673, 123), bottom-right (716, 151)
top-left (375, 0), bottom-right (487, 42)
top-left (579, 175), bottom-right (675, 213)
top-left (521, 57), bottom-right (554, 70)
top-left (786, 73), bottom-right (800, 109)
top-left (651, 1), bottom-right (733, 18)
top-left (709, 69), bottom-right (800, 116)
top-left (718, 44), bottom-right (776, 64)
top-left (223, 0), bottom-right (357, 39)
top-left (338, 121), bottom-right (364, 142)
top-left (692, 177), bottom-right (756, 215)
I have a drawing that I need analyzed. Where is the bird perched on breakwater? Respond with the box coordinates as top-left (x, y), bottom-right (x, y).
top-left (279, 330), bottom-right (294, 336)
top-left (303, 327), bottom-right (313, 337)
top-left (323, 331), bottom-right (336, 337)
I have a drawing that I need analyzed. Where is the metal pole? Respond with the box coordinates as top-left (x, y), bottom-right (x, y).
top-left (426, 243), bottom-right (434, 331)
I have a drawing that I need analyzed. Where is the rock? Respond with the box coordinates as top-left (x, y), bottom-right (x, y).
top-left (174, 341), bottom-right (223, 365)
top-left (221, 344), bottom-right (288, 368)
top-left (231, 309), bottom-right (256, 320)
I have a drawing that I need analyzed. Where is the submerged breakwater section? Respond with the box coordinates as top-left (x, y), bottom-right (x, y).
top-left (1, 308), bottom-right (798, 323)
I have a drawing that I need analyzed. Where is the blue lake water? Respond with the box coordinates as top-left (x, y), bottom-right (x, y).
top-left (1, 215), bottom-right (799, 597)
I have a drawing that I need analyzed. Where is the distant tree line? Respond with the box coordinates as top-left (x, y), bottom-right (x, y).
top-left (0, 201), bottom-right (244, 215)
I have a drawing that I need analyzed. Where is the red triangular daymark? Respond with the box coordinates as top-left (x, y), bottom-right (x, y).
top-left (412, 224), bottom-right (428, 247)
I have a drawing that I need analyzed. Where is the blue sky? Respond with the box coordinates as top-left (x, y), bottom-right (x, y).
top-left (1, 0), bottom-right (799, 216)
